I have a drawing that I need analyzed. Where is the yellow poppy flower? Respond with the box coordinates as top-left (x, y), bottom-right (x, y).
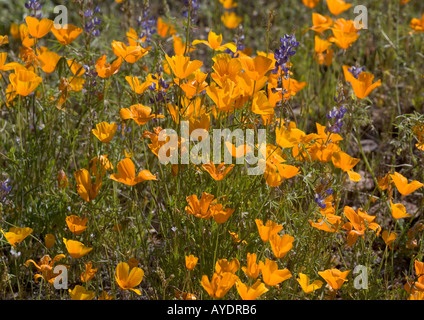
top-left (92, 122), bottom-right (118, 143)
top-left (192, 30), bottom-right (237, 52)
top-left (9, 69), bottom-right (42, 96)
top-left (50, 24), bottom-right (82, 45)
top-left (390, 172), bottom-right (423, 196)
top-left (165, 54), bottom-right (203, 80)
top-left (25, 16), bottom-right (53, 39)
top-left (259, 258), bottom-right (292, 286)
top-left (185, 255), bottom-right (199, 271)
top-left (110, 158), bottom-right (157, 186)
top-left (69, 285), bottom-right (95, 300)
top-left (1, 227), bottom-right (33, 247)
top-left (74, 168), bottom-right (102, 202)
top-left (297, 273), bottom-right (323, 293)
top-left (65, 215), bottom-right (88, 235)
top-left (63, 238), bottom-right (93, 258)
top-left (115, 262), bottom-right (144, 295)
top-left (269, 233), bottom-right (294, 259)
top-left (236, 279), bottom-right (268, 300)
top-left (221, 12), bottom-right (242, 29)
top-left (95, 55), bottom-right (122, 78)
top-left (201, 272), bottom-right (238, 299)
top-left (318, 268), bottom-right (350, 290)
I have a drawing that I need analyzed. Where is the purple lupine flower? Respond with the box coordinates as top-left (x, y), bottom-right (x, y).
top-left (84, 6), bottom-right (101, 37)
top-left (0, 178), bottom-right (12, 203)
top-left (273, 34), bottom-right (299, 76)
top-left (183, 0), bottom-right (200, 19)
top-left (314, 193), bottom-right (326, 209)
top-left (225, 34), bottom-right (245, 58)
top-left (25, 0), bottom-right (42, 18)
top-left (348, 66), bottom-right (365, 79)
top-left (138, 9), bottom-right (156, 44)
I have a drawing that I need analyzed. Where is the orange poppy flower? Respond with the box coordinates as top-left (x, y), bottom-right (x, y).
top-left (404, 260), bottom-right (424, 294)
top-left (92, 122), bottom-right (118, 143)
top-left (331, 150), bottom-right (360, 180)
top-left (177, 70), bottom-right (208, 98)
top-left (185, 192), bottom-right (215, 220)
top-left (236, 279), bottom-right (268, 300)
top-left (65, 215), bottom-right (88, 235)
top-left (9, 69), bottom-right (42, 96)
top-left (0, 35), bottom-right (8, 46)
top-left (215, 258), bottom-right (240, 274)
top-left (111, 40), bottom-right (150, 63)
top-left (110, 158), bottom-right (157, 186)
top-left (297, 273), bottom-right (323, 293)
top-left (315, 36), bottom-right (332, 53)
top-left (172, 35), bottom-right (195, 56)
top-left (0, 53), bottom-right (22, 72)
top-left (259, 258), bottom-right (292, 286)
top-left (201, 272), bottom-right (238, 299)
top-left (315, 49), bottom-right (333, 66)
top-left (302, 0), bottom-right (320, 8)
top-left (25, 16), bottom-right (53, 39)
top-left (342, 206), bottom-right (380, 246)
top-left (90, 155), bottom-right (114, 177)
top-left (219, 0), bottom-right (238, 9)
top-left (192, 30), bottom-right (237, 52)
top-left (165, 54), bottom-right (203, 80)
top-left (221, 12), bottom-right (242, 29)
top-left (120, 104), bottom-right (164, 126)
top-left (115, 262), bottom-right (144, 295)
top-left (81, 262), bottom-right (98, 282)
top-left (342, 65), bottom-right (381, 99)
top-left (329, 29), bottom-right (359, 49)
top-left (63, 238), bottom-right (93, 258)
top-left (44, 234), bottom-right (55, 249)
top-left (382, 231), bottom-right (397, 249)
top-left (209, 203), bottom-right (234, 224)
top-left (242, 253), bottom-right (260, 279)
top-left (1, 227), bottom-right (33, 247)
top-left (50, 25), bottom-right (82, 45)
top-left (326, 0), bottom-right (352, 16)
top-left (390, 172), bottom-right (423, 196)
top-left (125, 75), bottom-right (153, 94)
top-left (410, 14), bottom-right (424, 33)
top-left (67, 59), bottom-right (85, 77)
top-left (37, 50), bottom-right (61, 73)
top-left (310, 13), bottom-right (333, 33)
top-left (202, 162), bottom-right (235, 180)
top-left (95, 55), bottom-right (122, 78)
top-left (269, 233), bottom-right (294, 259)
top-left (206, 80), bottom-right (242, 112)
top-left (185, 255), bottom-right (199, 270)
top-left (157, 17), bottom-right (176, 38)
top-left (390, 201), bottom-right (412, 219)
top-left (25, 254), bottom-right (66, 284)
top-left (175, 291), bottom-right (197, 300)
top-left (282, 77), bottom-right (307, 100)
top-left (69, 285), bottom-right (95, 300)
top-left (318, 268), bottom-right (350, 290)
top-left (239, 55), bottom-right (274, 82)
top-left (255, 219), bottom-right (284, 242)
top-left (74, 168), bottom-right (102, 202)
top-left (413, 124), bottom-right (424, 150)
top-left (309, 198), bottom-right (342, 233)
top-left (10, 22), bottom-right (20, 40)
